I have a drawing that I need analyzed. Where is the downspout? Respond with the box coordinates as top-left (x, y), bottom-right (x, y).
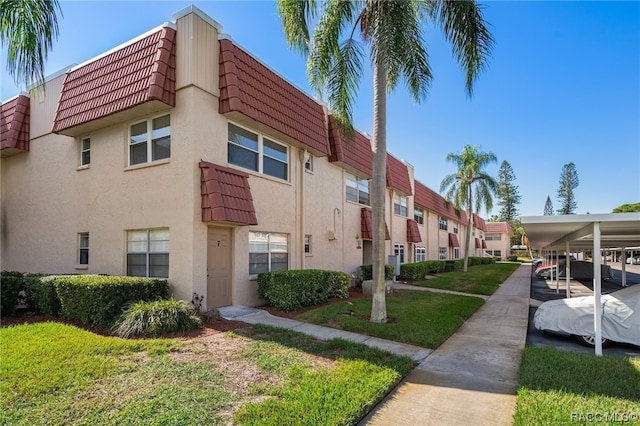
top-left (300, 149), bottom-right (308, 270)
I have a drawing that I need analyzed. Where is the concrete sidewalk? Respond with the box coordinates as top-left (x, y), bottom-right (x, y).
top-left (359, 263), bottom-right (531, 425)
top-left (219, 263), bottom-right (531, 425)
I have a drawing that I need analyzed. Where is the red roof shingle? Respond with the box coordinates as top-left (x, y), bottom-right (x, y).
top-left (219, 39), bottom-right (329, 155)
top-left (407, 219), bottom-right (422, 243)
top-left (53, 26), bottom-right (176, 133)
top-left (1, 95), bottom-right (30, 156)
top-left (200, 161), bottom-right (258, 225)
top-left (361, 207), bottom-right (390, 241)
top-left (386, 154), bottom-right (412, 195)
top-left (448, 233), bottom-right (460, 248)
top-left (328, 115), bottom-right (372, 177)
top-left (414, 180), bottom-right (465, 223)
top-left (486, 221), bottom-right (513, 236)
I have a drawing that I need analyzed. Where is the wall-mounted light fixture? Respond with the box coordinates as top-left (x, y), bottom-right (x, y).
top-left (355, 234), bottom-right (362, 249)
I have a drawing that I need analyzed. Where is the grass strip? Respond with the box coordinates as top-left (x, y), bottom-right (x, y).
top-left (410, 262), bottom-right (520, 295)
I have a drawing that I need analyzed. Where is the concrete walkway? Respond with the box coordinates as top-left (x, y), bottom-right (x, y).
top-left (359, 264), bottom-right (531, 425)
top-left (219, 263), bottom-right (531, 425)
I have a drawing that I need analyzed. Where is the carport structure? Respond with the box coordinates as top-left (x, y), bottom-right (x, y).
top-left (521, 213), bottom-right (640, 355)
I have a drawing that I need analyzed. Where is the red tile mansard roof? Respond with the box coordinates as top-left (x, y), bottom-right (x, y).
top-left (1, 95), bottom-right (30, 157)
top-left (472, 214), bottom-right (487, 232)
top-left (219, 38), bottom-right (330, 156)
top-left (361, 208), bottom-right (390, 241)
top-left (386, 154), bottom-right (412, 195)
top-left (413, 180), bottom-right (465, 224)
top-left (486, 221), bottom-right (514, 236)
top-left (407, 219), bottom-right (422, 243)
top-left (200, 161), bottom-right (258, 225)
top-left (482, 240), bottom-right (487, 249)
top-left (328, 115), bottom-right (373, 177)
top-left (52, 26), bottom-right (176, 134)
top-left (475, 238), bottom-right (481, 249)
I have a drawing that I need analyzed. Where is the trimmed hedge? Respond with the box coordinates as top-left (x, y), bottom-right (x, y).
top-left (398, 257), bottom-right (495, 280)
top-left (359, 264), bottom-right (396, 281)
top-left (0, 271), bottom-right (24, 317)
top-left (257, 269), bottom-right (350, 311)
top-left (23, 274), bottom-right (61, 316)
top-left (54, 275), bottom-right (170, 329)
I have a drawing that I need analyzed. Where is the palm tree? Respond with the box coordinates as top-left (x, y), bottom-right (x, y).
top-left (0, 0), bottom-right (62, 90)
top-left (278, 0), bottom-right (493, 323)
top-left (440, 144), bottom-right (497, 272)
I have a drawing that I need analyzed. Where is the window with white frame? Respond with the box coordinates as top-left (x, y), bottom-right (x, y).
top-left (439, 247), bottom-right (447, 260)
top-left (413, 208), bottom-right (424, 224)
top-left (304, 234), bottom-right (312, 254)
top-left (249, 232), bottom-right (288, 274)
top-left (439, 217), bottom-right (448, 231)
top-left (80, 137), bottom-right (90, 166)
top-left (394, 243), bottom-right (405, 263)
top-left (486, 234), bottom-right (501, 240)
top-left (129, 114), bottom-right (170, 166)
top-left (415, 246), bottom-right (426, 262)
top-left (394, 195), bottom-right (408, 217)
top-left (228, 123), bottom-right (288, 180)
top-left (488, 250), bottom-right (502, 257)
top-left (304, 155), bottom-right (313, 172)
top-left (126, 228), bottom-right (169, 278)
top-left (453, 225), bottom-right (458, 234)
top-left (78, 233), bottom-right (89, 265)
top-left (454, 248), bottom-right (460, 259)
top-left (345, 174), bottom-right (370, 205)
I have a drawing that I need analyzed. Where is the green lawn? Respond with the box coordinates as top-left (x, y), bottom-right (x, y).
top-left (409, 262), bottom-right (520, 295)
top-left (297, 289), bottom-right (484, 348)
top-left (1, 321), bottom-right (414, 425)
top-left (515, 347), bottom-right (640, 425)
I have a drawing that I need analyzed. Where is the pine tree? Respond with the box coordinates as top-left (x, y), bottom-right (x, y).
top-left (544, 196), bottom-right (554, 215)
top-left (557, 162), bottom-right (579, 214)
top-left (496, 160), bottom-right (521, 221)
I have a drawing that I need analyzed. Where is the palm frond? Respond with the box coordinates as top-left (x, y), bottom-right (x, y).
top-left (0, 0), bottom-right (61, 89)
top-left (277, 0), bottom-right (317, 55)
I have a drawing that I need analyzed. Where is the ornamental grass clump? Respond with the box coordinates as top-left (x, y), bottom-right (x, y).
top-left (113, 298), bottom-right (202, 338)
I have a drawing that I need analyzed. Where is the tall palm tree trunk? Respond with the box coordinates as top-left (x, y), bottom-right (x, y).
top-left (370, 60), bottom-right (387, 323)
top-left (464, 190), bottom-right (473, 272)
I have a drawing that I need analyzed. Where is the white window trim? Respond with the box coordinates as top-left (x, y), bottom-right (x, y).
top-left (394, 194), bottom-right (408, 217)
top-left (228, 121), bottom-right (289, 181)
top-left (128, 114), bottom-right (171, 167)
top-left (345, 173), bottom-right (371, 206)
top-left (79, 137), bottom-right (91, 168)
top-left (76, 232), bottom-right (89, 269)
top-left (415, 245), bottom-right (426, 262)
top-left (126, 228), bottom-right (170, 278)
top-left (249, 231), bottom-right (289, 277)
top-left (304, 234), bottom-right (312, 255)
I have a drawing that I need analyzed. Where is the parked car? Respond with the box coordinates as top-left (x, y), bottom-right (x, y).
top-left (534, 284), bottom-right (640, 347)
top-left (625, 256), bottom-right (640, 265)
top-left (535, 260), bottom-right (613, 281)
top-left (531, 258), bottom-right (545, 266)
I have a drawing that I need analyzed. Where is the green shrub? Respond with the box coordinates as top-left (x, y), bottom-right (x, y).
top-left (424, 260), bottom-right (445, 273)
top-left (454, 259), bottom-right (464, 270)
top-left (0, 271), bottom-right (24, 317)
top-left (399, 262), bottom-right (427, 280)
top-left (112, 298), bottom-right (202, 338)
top-left (22, 273), bottom-right (61, 315)
top-left (507, 255), bottom-right (519, 262)
top-left (258, 269), bottom-right (349, 311)
top-left (54, 275), bottom-right (170, 329)
top-left (359, 264), bottom-right (395, 281)
top-left (328, 271), bottom-right (350, 299)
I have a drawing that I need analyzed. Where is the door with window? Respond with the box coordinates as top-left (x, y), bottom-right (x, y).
top-left (207, 227), bottom-right (232, 308)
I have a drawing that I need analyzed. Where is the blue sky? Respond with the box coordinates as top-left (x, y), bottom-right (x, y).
top-left (2, 0), bottom-right (638, 218)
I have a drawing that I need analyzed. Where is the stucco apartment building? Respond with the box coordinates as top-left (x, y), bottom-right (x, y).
top-left (0, 7), bottom-right (509, 311)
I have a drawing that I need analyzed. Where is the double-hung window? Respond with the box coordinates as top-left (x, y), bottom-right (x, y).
top-left (345, 174), bottom-right (370, 205)
top-left (394, 243), bottom-right (405, 264)
top-left (454, 248), bottom-right (460, 259)
top-left (415, 246), bottom-right (426, 262)
top-left (439, 247), bottom-right (447, 260)
top-left (80, 138), bottom-right (90, 166)
top-left (394, 195), bottom-right (408, 217)
top-left (78, 233), bottom-right (89, 265)
top-left (249, 232), bottom-right (288, 274)
top-left (304, 235), bottom-right (312, 254)
top-left (228, 123), bottom-right (288, 180)
top-left (126, 228), bottom-right (170, 278)
top-left (129, 114), bottom-right (171, 166)
top-left (439, 217), bottom-right (448, 231)
top-left (413, 208), bottom-right (424, 224)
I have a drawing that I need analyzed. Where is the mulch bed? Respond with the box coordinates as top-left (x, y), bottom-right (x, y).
top-left (0, 287), bottom-right (376, 338)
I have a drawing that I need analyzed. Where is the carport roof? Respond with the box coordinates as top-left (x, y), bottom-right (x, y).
top-left (521, 213), bottom-right (640, 250)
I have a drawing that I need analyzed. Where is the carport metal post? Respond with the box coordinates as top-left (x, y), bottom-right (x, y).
top-left (554, 250), bottom-right (559, 293)
top-left (593, 222), bottom-right (603, 356)
top-left (565, 240), bottom-right (571, 298)
top-left (622, 247), bottom-right (627, 287)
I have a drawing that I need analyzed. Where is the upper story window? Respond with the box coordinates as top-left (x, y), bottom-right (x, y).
top-left (304, 154), bottom-right (313, 172)
top-left (129, 114), bottom-right (170, 166)
top-left (394, 195), bottom-right (408, 217)
top-left (414, 208), bottom-right (424, 224)
top-left (80, 137), bottom-right (90, 166)
top-left (439, 217), bottom-right (448, 231)
top-left (346, 174), bottom-right (370, 205)
top-left (453, 225), bottom-right (458, 234)
top-left (486, 234), bottom-right (501, 241)
top-left (228, 123), bottom-right (288, 181)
